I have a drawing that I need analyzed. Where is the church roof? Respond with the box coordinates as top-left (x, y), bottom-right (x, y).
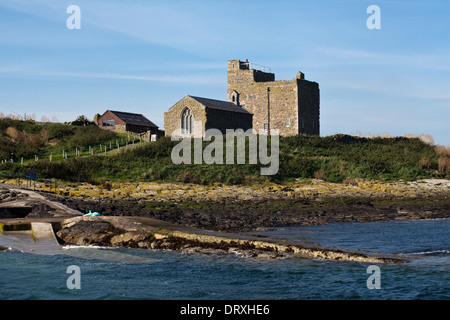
top-left (109, 110), bottom-right (158, 128)
top-left (189, 96), bottom-right (252, 115)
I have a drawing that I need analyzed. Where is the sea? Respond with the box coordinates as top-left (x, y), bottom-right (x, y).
top-left (0, 218), bottom-right (448, 301)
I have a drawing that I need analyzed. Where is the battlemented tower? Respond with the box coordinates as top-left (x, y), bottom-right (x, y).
top-left (227, 59), bottom-right (320, 136)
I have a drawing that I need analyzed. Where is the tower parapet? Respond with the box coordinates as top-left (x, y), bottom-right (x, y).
top-left (227, 59), bottom-right (275, 84)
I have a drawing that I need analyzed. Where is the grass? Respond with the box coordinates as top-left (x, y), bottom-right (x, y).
top-left (0, 120), bottom-right (448, 185)
top-left (0, 119), bottom-right (140, 163)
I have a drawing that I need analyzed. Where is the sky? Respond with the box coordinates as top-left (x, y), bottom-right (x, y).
top-left (0, 0), bottom-right (449, 145)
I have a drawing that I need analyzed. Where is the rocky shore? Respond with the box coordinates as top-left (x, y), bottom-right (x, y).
top-left (22, 177), bottom-right (450, 203)
top-left (36, 178), bottom-right (450, 232)
top-left (54, 216), bottom-right (405, 263)
top-left (1, 178), bottom-right (449, 263)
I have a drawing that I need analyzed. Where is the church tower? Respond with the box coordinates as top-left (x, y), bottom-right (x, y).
top-left (227, 59), bottom-right (320, 136)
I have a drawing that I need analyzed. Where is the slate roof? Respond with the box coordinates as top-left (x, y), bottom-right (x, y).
top-left (189, 96), bottom-right (252, 115)
top-left (109, 110), bottom-right (158, 128)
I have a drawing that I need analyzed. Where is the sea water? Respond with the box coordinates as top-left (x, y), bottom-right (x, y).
top-left (0, 219), bottom-right (448, 300)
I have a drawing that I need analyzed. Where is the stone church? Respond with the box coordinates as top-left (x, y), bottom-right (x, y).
top-left (164, 59), bottom-right (320, 137)
top-left (164, 95), bottom-right (253, 137)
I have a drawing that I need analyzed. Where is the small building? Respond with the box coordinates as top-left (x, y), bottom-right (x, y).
top-left (164, 95), bottom-right (253, 137)
top-left (97, 110), bottom-right (159, 136)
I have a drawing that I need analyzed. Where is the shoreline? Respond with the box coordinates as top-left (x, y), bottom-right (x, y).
top-left (2, 177), bottom-right (449, 231)
top-left (1, 178), bottom-right (449, 263)
top-left (40, 178), bottom-right (450, 232)
top-left (54, 215), bottom-right (408, 263)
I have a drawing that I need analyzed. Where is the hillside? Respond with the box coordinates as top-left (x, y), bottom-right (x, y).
top-left (0, 120), bottom-right (448, 185)
top-left (0, 119), bottom-right (136, 163)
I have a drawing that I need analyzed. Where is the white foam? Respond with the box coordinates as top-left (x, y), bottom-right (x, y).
top-left (62, 245), bottom-right (116, 250)
top-left (410, 250), bottom-right (449, 255)
top-left (62, 245), bottom-right (160, 263)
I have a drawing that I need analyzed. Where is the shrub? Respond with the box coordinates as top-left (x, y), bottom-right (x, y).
top-left (69, 126), bottom-right (116, 148)
top-left (2, 127), bottom-right (447, 184)
top-left (5, 127), bottom-right (25, 144)
top-left (43, 124), bottom-right (75, 140)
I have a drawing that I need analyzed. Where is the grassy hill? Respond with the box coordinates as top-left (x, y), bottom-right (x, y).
top-left (0, 119), bottom-right (449, 185)
top-left (0, 119), bottom-right (135, 163)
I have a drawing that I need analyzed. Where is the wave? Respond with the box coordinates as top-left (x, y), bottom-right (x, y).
top-left (61, 245), bottom-right (161, 263)
top-left (62, 245), bottom-right (117, 250)
top-left (410, 250), bottom-right (449, 255)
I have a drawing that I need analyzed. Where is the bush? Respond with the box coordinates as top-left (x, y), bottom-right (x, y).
top-left (2, 128), bottom-right (447, 184)
top-left (69, 125), bottom-right (116, 148)
top-left (43, 124), bottom-right (75, 140)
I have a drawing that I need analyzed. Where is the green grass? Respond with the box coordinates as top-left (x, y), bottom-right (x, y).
top-left (0, 120), bottom-right (448, 185)
top-left (0, 119), bottom-right (140, 163)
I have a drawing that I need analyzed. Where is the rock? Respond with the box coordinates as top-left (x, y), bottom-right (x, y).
top-left (110, 231), bottom-right (152, 247)
top-left (57, 217), bottom-right (124, 246)
top-left (1, 196), bottom-right (12, 202)
top-left (26, 203), bottom-right (56, 218)
top-left (52, 216), bottom-right (407, 263)
top-left (56, 216), bottom-right (157, 247)
top-left (40, 178), bottom-right (450, 233)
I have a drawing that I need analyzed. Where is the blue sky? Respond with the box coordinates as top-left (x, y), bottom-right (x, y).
top-left (0, 0), bottom-right (449, 145)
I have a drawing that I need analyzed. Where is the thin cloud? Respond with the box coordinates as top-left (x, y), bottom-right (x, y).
top-left (50, 71), bottom-right (224, 85)
top-left (0, 66), bottom-right (223, 85)
top-left (315, 46), bottom-right (450, 71)
top-left (327, 77), bottom-right (450, 101)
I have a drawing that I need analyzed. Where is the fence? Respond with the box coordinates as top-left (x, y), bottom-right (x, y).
top-left (0, 134), bottom-right (150, 165)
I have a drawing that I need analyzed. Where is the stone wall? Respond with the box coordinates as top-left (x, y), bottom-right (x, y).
top-left (164, 95), bottom-right (253, 137)
top-left (101, 124), bottom-right (127, 133)
top-left (298, 79), bottom-right (320, 135)
top-left (237, 80), bottom-right (299, 136)
top-left (164, 96), bottom-right (207, 137)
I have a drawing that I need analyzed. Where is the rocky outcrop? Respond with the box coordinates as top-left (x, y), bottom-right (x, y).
top-left (55, 216), bottom-right (406, 264)
top-left (4, 178), bottom-right (450, 203)
top-left (44, 193), bottom-right (450, 232)
top-left (0, 185), bottom-right (82, 219)
top-left (0, 187), bottom-right (29, 203)
top-left (1, 179), bottom-right (449, 232)
top-left (56, 216), bottom-right (156, 247)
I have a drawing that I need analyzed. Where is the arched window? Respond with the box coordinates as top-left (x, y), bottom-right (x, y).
top-left (230, 90), bottom-right (239, 106)
top-left (181, 107), bottom-right (193, 134)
